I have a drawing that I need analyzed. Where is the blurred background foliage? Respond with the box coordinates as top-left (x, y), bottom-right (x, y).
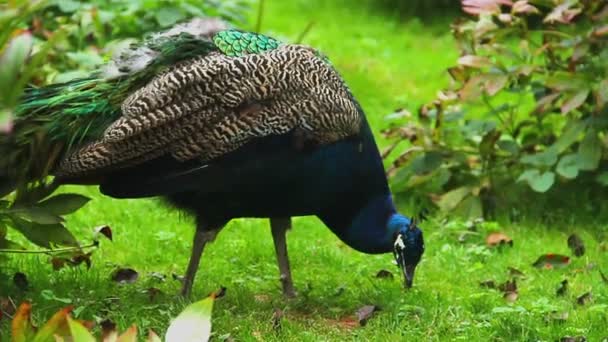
top-left (383, 0), bottom-right (608, 222)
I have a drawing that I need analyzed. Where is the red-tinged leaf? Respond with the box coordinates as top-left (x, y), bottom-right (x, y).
top-left (511, 1), bottom-right (538, 14)
top-left (11, 302), bottom-right (35, 342)
top-left (533, 93), bottom-right (560, 114)
top-left (458, 55), bottom-right (492, 68)
top-left (561, 89), bottom-right (589, 115)
top-left (356, 305), bottom-right (379, 326)
top-left (117, 325), bottom-right (137, 342)
top-left (33, 306), bottom-right (73, 342)
top-left (462, 0), bottom-right (514, 15)
top-left (486, 232), bottom-right (513, 247)
top-left (557, 279), bottom-right (568, 296)
top-left (593, 25), bottom-right (608, 37)
top-left (567, 234), bottom-right (585, 257)
top-left (544, 4), bottom-right (582, 24)
top-left (95, 225), bottom-right (113, 241)
top-left (532, 254), bottom-right (570, 268)
top-left (576, 292), bottom-right (592, 305)
top-left (448, 66), bottom-right (469, 83)
top-left (484, 74), bottom-right (508, 95)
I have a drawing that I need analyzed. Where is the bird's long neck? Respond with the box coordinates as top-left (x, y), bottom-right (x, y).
top-left (319, 193), bottom-right (402, 254)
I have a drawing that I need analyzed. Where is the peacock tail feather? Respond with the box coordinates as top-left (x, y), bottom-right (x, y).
top-left (1, 25), bottom-right (283, 192)
top-left (2, 18), bottom-right (360, 198)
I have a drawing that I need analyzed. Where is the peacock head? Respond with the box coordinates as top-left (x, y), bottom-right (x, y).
top-left (389, 214), bottom-right (425, 288)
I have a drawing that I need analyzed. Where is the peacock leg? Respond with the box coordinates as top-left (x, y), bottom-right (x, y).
top-left (270, 217), bottom-right (296, 298)
top-left (181, 223), bottom-right (221, 297)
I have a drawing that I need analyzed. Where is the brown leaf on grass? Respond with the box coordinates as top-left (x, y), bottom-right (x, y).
top-left (546, 311), bottom-right (569, 323)
top-left (498, 278), bottom-right (518, 301)
top-left (486, 232), bottom-right (513, 247)
top-left (254, 294), bottom-right (270, 303)
top-left (560, 336), bottom-right (587, 342)
top-left (556, 280), bottom-right (568, 296)
top-left (512, 1), bottom-right (539, 14)
top-left (13, 272), bottom-right (28, 291)
top-left (100, 319), bottom-right (117, 341)
top-left (498, 279), bottom-right (517, 293)
top-left (356, 305), bottom-right (379, 326)
top-left (111, 268), bottom-right (138, 284)
top-left (503, 291), bottom-right (518, 302)
top-left (271, 308), bottom-right (283, 332)
top-left (576, 292), bottom-right (592, 305)
top-left (95, 225), bottom-right (113, 241)
top-left (480, 280), bottom-right (496, 288)
top-left (147, 287), bottom-right (162, 301)
top-left (532, 254), bottom-right (570, 269)
top-left (508, 267), bottom-right (525, 278)
top-left (567, 234), bottom-right (585, 257)
top-left (375, 270), bottom-right (394, 279)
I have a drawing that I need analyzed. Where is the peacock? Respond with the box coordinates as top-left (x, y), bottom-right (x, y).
top-left (1, 19), bottom-right (425, 297)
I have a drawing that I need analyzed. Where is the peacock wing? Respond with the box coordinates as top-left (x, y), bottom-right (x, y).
top-left (54, 44), bottom-right (362, 180)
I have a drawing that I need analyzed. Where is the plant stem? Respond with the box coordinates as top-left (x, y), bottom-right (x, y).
top-left (0, 242), bottom-right (98, 254)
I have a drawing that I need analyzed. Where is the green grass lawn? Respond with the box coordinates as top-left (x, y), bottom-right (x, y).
top-left (2, 1), bottom-right (608, 340)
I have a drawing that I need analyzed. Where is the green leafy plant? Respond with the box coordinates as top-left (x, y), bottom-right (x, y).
top-left (384, 0), bottom-right (608, 218)
top-left (0, 0), bottom-right (251, 260)
top-left (10, 288), bottom-right (224, 341)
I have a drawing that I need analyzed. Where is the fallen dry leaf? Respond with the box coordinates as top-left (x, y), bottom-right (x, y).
top-left (576, 292), bottom-right (592, 305)
top-left (111, 268), bottom-right (138, 284)
top-left (508, 267), bottom-right (525, 278)
top-left (356, 305), bottom-right (379, 326)
top-left (486, 232), bottom-right (513, 247)
top-left (480, 280), bottom-right (496, 289)
top-left (375, 270), bottom-right (394, 279)
top-left (546, 311), bottom-right (569, 323)
top-left (567, 234), bottom-right (585, 257)
top-left (556, 280), bottom-right (568, 296)
top-left (560, 336), bottom-right (587, 342)
top-left (95, 225), bottom-right (113, 241)
top-left (503, 291), bottom-right (518, 302)
top-left (532, 254), bottom-right (570, 269)
top-left (271, 308), bottom-right (283, 332)
top-left (147, 287), bottom-right (162, 301)
top-left (254, 294), bottom-right (270, 303)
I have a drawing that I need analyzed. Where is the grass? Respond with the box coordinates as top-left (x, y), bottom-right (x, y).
top-left (2, 0), bottom-right (608, 340)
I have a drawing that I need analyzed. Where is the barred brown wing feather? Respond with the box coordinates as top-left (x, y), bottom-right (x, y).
top-left (55, 45), bottom-right (361, 178)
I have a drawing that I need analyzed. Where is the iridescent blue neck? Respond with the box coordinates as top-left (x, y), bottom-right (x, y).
top-left (320, 193), bottom-right (410, 254)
